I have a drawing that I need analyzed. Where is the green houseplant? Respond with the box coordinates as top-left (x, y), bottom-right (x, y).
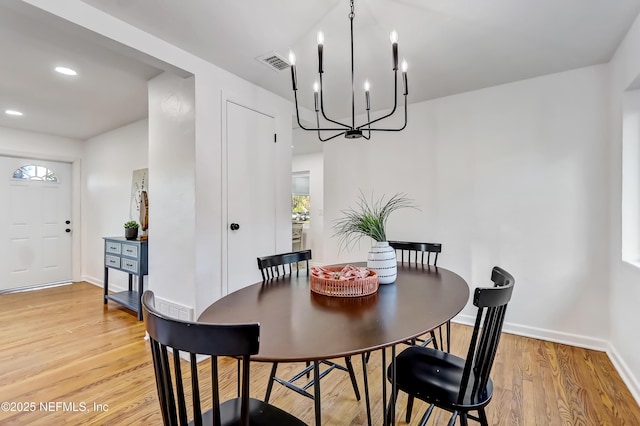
top-left (124, 220), bottom-right (139, 240)
top-left (333, 191), bottom-right (417, 284)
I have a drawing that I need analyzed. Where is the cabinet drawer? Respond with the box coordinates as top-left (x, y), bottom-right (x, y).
top-left (105, 255), bottom-right (120, 268)
top-left (121, 244), bottom-right (138, 258)
top-left (121, 258), bottom-right (139, 274)
top-left (106, 242), bottom-right (121, 254)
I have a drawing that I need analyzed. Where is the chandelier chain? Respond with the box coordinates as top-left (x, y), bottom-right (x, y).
top-left (349, 0), bottom-right (355, 19)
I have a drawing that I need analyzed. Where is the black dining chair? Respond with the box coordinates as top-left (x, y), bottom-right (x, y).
top-left (258, 249), bottom-right (311, 280)
top-left (388, 241), bottom-right (448, 351)
top-left (142, 290), bottom-right (306, 426)
top-left (257, 250), bottom-right (362, 413)
top-left (387, 266), bottom-right (515, 425)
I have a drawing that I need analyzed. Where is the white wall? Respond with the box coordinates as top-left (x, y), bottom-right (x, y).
top-left (609, 11), bottom-right (640, 402)
top-left (81, 119), bottom-right (148, 289)
top-left (0, 126), bottom-right (83, 281)
top-left (324, 64), bottom-right (611, 347)
top-left (292, 147), bottom-right (324, 264)
top-left (148, 74), bottom-right (196, 310)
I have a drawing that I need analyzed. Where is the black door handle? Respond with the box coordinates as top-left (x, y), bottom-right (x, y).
top-left (65, 220), bottom-right (71, 224)
top-left (65, 229), bottom-right (71, 233)
top-left (230, 223), bottom-right (240, 231)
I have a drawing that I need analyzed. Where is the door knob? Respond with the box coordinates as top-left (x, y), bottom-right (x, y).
top-left (65, 229), bottom-right (71, 233)
top-left (65, 220), bottom-right (71, 224)
top-left (230, 223), bottom-right (240, 231)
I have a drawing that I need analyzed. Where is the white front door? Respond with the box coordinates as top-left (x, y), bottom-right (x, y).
top-left (226, 101), bottom-right (276, 295)
top-left (0, 157), bottom-right (72, 291)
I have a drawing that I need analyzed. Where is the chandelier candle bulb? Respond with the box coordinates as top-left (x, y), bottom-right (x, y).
top-left (317, 31), bottom-right (324, 73)
top-left (289, 51), bottom-right (297, 90)
top-left (364, 80), bottom-right (371, 110)
top-left (402, 60), bottom-right (408, 95)
top-left (313, 81), bottom-right (319, 111)
top-left (390, 30), bottom-right (399, 70)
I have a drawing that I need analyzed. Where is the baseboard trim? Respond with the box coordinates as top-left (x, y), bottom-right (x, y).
top-left (607, 343), bottom-right (640, 406)
top-left (82, 275), bottom-right (127, 293)
top-left (453, 314), bottom-right (640, 406)
top-left (453, 314), bottom-right (609, 352)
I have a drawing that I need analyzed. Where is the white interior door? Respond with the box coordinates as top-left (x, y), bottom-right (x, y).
top-left (0, 157), bottom-right (72, 291)
top-left (226, 101), bottom-right (276, 295)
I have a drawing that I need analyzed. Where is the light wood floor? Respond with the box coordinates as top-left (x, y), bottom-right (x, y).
top-left (1, 282), bottom-right (639, 425)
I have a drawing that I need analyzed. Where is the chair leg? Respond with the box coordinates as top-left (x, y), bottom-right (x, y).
top-left (460, 412), bottom-right (469, 426)
top-left (361, 353), bottom-right (372, 426)
top-left (237, 359), bottom-right (241, 397)
top-left (344, 356), bottom-right (361, 401)
top-left (478, 408), bottom-right (489, 426)
top-left (405, 395), bottom-right (415, 423)
top-left (447, 411), bottom-right (459, 426)
top-left (386, 388), bottom-right (399, 426)
top-left (446, 320), bottom-right (451, 352)
top-left (306, 361), bottom-right (311, 379)
top-left (430, 330), bottom-right (439, 350)
top-left (264, 362), bottom-right (278, 402)
top-left (418, 404), bottom-right (435, 426)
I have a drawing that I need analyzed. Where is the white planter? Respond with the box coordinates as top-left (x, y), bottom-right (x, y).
top-left (367, 241), bottom-right (397, 284)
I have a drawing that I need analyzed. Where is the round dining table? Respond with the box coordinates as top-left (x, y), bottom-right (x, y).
top-left (198, 263), bottom-right (469, 425)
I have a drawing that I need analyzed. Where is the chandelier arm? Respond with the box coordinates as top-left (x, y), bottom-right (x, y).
top-left (317, 106), bottom-right (347, 141)
top-left (356, 70), bottom-right (399, 130)
top-left (364, 109), bottom-right (371, 139)
top-left (319, 73), bottom-right (351, 128)
top-left (317, 131), bottom-right (347, 142)
top-left (360, 94), bottom-right (408, 132)
top-left (294, 90), bottom-right (346, 132)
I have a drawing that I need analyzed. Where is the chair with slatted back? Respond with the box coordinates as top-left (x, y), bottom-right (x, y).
top-left (142, 291), bottom-right (306, 426)
top-left (257, 249), bottom-right (311, 280)
top-left (387, 266), bottom-right (515, 426)
top-left (388, 241), bottom-right (448, 351)
top-left (257, 250), bottom-right (362, 417)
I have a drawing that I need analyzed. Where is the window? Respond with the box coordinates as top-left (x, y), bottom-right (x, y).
top-left (12, 165), bottom-right (59, 182)
top-left (292, 173), bottom-right (310, 223)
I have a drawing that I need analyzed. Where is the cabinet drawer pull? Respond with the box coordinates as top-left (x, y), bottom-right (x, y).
top-left (106, 242), bottom-right (121, 254)
top-left (121, 259), bottom-right (139, 273)
top-left (105, 255), bottom-right (120, 268)
top-left (122, 245), bottom-right (138, 258)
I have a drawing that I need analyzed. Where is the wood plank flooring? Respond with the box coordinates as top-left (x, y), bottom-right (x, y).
top-left (0, 282), bottom-right (638, 425)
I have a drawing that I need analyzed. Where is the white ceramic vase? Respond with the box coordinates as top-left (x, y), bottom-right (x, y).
top-left (367, 241), bottom-right (397, 284)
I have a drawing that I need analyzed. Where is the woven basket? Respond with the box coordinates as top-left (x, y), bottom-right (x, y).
top-left (310, 267), bottom-right (379, 297)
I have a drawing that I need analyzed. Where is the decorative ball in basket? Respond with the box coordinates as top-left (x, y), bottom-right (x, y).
top-left (310, 265), bottom-right (379, 297)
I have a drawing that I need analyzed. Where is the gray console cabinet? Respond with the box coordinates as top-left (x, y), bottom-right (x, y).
top-left (103, 237), bottom-right (148, 320)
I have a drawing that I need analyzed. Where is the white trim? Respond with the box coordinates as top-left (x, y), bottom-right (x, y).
top-left (453, 314), bottom-right (609, 352)
top-left (453, 315), bottom-right (640, 406)
top-left (607, 343), bottom-right (640, 406)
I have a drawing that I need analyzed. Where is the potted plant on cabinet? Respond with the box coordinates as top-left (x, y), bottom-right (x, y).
top-left (332, 191), bottom-right (417, 284)
top-left (124, 220), bottom-right (139, 240)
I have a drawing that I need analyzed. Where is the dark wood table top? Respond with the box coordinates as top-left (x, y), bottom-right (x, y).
top-left (198, 263), bottom-right (469, 362)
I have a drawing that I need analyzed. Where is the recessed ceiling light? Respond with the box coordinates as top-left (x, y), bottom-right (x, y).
top-left (5, 110), bottom-right (23, 116)
top-left (55, 66), bottom-right (77, 76)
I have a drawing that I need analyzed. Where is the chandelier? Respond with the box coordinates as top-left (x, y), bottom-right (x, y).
top-left (288, 0), bottom-right (408, 141)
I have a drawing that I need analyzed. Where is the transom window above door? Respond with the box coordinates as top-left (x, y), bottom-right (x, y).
top-left (12, 165), bottom-right (59, 182)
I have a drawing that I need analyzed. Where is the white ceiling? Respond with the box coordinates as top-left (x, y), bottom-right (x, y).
top-left (2, 0), bottom-right (640, 145)
top-left (82, 0), bottom-right (640, 119)
top-left (0, 2), bottom-right (165, 140)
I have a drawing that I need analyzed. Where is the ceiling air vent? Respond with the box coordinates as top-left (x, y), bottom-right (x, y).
top-left (256, 52), bottom-right (290, 71)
